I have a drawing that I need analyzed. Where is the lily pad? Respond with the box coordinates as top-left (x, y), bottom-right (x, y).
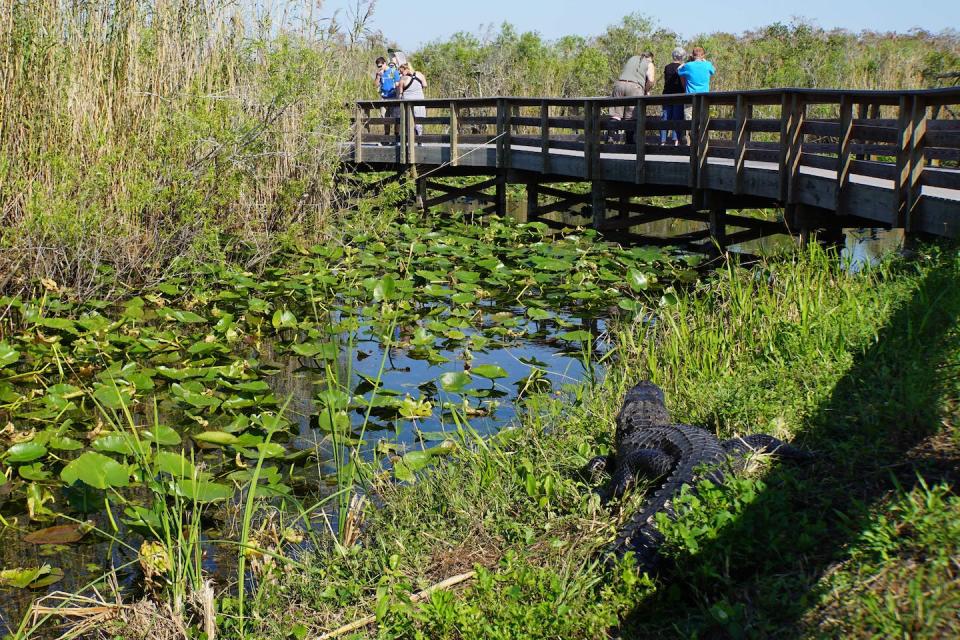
top-left (471, 364), bottom-right (508, 380)
top-left (0, 342), bottom-right (20, 368)
top-left (439, 371), bottom-right (471, 393)
top-left (173, 479), bottom-right (234, 502)
top-left (0, 565), bottom-right (54, 589)
top-left (61, 452), bottom-right (130, 489)
top-left (143, 425), bottom-right (182, 446)
top-left (5, 442), bottom-right (47, 464)
top-left (24, 523), bottom-right (91, 545)
top-left (192, 431), bottom-right (238, 446)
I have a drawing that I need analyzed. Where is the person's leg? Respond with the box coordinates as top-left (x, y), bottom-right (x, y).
top-left (668, 104), bottom-right (682, 144)
top-left (661, 105), bottom-right (670, 144)
top-left (414, 105), bottom-right (426, 138)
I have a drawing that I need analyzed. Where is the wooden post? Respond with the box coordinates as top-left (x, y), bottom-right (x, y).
top-left (635, 97), bottom-right (646, 184)
top-left (734, 94), bottom-right (748, 194)
top-left (540, 100), bottom-right (550, 174)
top-left (868, 103), bottom-right (881, 162)
top-left (495, 171), bottom-right (507, 216)
top-left (504, 102), bottom-right (516, 169)
top-left (591, 180), bottom-right (606, 229)
top-left (835, 94), bottom-right (853, 215)
top-left (787, 94), bottom-right (806, 204)
top-left (449, 102), bottom-right (459, 167)
top-left (695, 95), bottom-right (711, 189)
top-left (496, 98), bottom-right (507, 169)
top-left (904, 96), bottom-right (927, 232)
top-left (689, 95), bottom-right (700, 188)
top-left (584, 100), bottom-right (597, 180)
top-left (354, 104), bottom-right (364, 163)
top-left (416, 176), bottom-right (428, 210)
top-left (526, 181), bottom-right (539, 222)
top-left (709, 206), bottom-right (727, 251)
top-left (399, 102), bottom-right (408, 164)
top-left (778, 92), bottom-right (790, 202)
top-left (406, 102), bottom-right (417, 165)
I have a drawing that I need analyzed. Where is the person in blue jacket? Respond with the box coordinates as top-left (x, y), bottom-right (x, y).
top-left (677, 46), bottom-right (715, 94)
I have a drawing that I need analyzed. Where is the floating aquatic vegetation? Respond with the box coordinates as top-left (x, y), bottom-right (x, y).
top-left (0, 208), bottom-right (693, 613)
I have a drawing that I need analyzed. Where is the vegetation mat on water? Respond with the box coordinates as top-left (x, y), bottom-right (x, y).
top-left (262, 243), bottom-right (960, 640)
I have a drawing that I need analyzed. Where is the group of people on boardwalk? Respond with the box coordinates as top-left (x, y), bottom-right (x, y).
top-left (374, 50), bottom-right (427, 135)
top-left (371, 44), bottom-right (713, 145)
top-left (610, 45), bottom-right (715, 145)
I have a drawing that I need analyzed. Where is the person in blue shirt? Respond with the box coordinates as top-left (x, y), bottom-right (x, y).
top-left (677, 46), bottom-right (716, 94)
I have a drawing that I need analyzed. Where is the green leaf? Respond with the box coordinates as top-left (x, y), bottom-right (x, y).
top-left (92, 383), bottom-right (133, 410)
top-left (143, 425), bottom-right (182, 446)
top-left (272, 309), bottom-right (298, 330)
top-left (439, 371), bottom-right (471, 392)
top-left (627, 269), bottom-right (650, 292)
top-left (61, 452), bottom-right (129, 489)
top-left (161, 309), bottom-right (207, 323)
top-left (0, 342), bottom-right (21, 368)
top-left (290, 341), bottom-right (337, 359)
top-left (153, 451), bottom-right (196, 478)
top-left (526, 307), bottom-right (552, 321)
top-left (557, 330), bottom-right (593, 343)
top-left (5, 442), bottom-right (47, 463)
top-left (372, 275), bottom-right (396, 302)
top-left (48, 435), bottom-right (83, 451)
top-left (451, 292), bottom-right (476, 305)
top-left (92, 434), bottom-right (136, 456)
top-left (18, 463), bottom-right (50, 481)
top-left (192, 431), bottom-right (238, 446)
top-left (471, 364), bottom-right (508, 380)
top-left (255, 442), bottom-right (286, 459)
top-left (173, 479), bottom-right (234, 502)
top-left (0, 565), bottom-right (52, 589)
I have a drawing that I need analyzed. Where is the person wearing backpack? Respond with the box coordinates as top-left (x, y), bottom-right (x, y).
top-left (398, 62), bottom-right (427, 136)
top-left (378, 58), bottom-right (402, 139)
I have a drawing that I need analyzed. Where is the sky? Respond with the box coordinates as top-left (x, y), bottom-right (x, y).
top-left (318, 0), bottom-right (959, 49)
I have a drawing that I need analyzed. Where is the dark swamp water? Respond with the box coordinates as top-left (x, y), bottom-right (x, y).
top-left (0, 201), bottom-right (903, 631)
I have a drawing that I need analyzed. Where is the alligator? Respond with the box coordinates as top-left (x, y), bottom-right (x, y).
top-left (586, 381), bottom-right (812, 572)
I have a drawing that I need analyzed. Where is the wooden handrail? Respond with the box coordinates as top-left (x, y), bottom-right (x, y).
top-left (349, 88), bottom-right (960, 232)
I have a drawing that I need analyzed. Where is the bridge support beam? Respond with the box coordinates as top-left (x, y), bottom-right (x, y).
top-left (709, 207), bottom-right (728, 253)
top-left (591, 181), bottom-right (607, 229)
top-left (495, 171), bottom-right (508, 217)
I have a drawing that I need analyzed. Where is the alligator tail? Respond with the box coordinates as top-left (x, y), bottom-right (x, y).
top-left (609, 455), bottom-right (698, 572)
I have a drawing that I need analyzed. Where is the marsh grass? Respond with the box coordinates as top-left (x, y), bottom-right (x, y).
top-left (0, 0), bottom-right (379, 299)
top-left (257, 242), bottom-right (960, 639)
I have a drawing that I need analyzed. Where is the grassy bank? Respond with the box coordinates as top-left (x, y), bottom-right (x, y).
top-left (255, 243), bottom-right (960, 639)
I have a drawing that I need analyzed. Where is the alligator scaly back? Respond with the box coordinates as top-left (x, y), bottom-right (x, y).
top-left (587, 381), bottom-right (812, 573)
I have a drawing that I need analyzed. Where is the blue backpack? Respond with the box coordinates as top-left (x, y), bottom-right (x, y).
top-left (380, 66), bottom-right (401, 98)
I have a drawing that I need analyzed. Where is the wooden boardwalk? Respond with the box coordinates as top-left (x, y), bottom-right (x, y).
top-left (345, 88), bottom-right (960, 248)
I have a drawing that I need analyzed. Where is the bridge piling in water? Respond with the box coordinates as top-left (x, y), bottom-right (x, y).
top-left (347, 88), bottom-right (960, 250)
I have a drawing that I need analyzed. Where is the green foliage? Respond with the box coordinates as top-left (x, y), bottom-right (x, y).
top-left (414, 16), bottom-right (959, 99)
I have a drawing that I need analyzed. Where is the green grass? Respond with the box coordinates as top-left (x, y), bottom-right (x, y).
top-left (255, 242), bottom-right (960, 639)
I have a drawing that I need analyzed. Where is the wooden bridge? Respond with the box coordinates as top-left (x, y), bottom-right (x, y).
top-left (345, 88), bottom-right (960, 250)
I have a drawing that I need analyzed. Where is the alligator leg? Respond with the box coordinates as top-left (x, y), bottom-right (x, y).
top-left (604, 448), bottom-right (675, 502)
top-left (721, 434), bottom-right (813, 460)
top-left (584, 455), bottom-right (612, 483)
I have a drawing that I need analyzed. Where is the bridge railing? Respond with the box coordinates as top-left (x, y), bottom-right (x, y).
top-left (351, 88), bottom-right (959, 230)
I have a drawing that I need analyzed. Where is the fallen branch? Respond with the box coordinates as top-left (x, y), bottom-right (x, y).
top-left (316, 570), bottom-right (476, 640)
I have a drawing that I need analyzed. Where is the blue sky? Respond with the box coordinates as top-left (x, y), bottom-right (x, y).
top-left (319, 0), bottom-right (958, 49)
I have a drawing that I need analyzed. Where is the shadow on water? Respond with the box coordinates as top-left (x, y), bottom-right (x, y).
top-left (623, 251), bottom-right (960, 636)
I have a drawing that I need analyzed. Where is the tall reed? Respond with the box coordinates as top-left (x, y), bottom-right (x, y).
top-left (0, 0), bottom-right (378, 298)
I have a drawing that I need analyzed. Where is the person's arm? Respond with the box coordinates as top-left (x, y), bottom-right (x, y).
top-left (645, 63), bottom-right (656, 94)
top-left (417, 71), bottom-right (427, 88)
